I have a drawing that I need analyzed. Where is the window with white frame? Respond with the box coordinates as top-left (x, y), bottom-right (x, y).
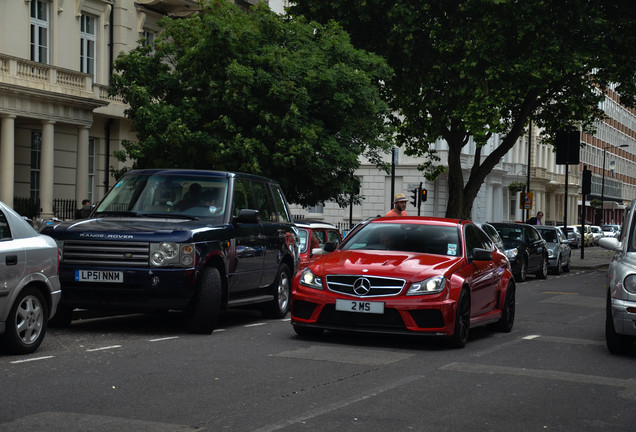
top-left (80, 14), bottom-right (96, 77)
top-left (30, 131), bottom-right (42, 201)
top-left (30, 0), bottom-right (49, 63)
top-left (88, 138), bottom-right (96, 203)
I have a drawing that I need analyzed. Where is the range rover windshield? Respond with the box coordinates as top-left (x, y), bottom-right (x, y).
top-left (95, 173), bottom-right (229, 220)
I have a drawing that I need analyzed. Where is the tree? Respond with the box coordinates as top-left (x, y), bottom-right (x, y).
top-left (110, 0), bottom-right (393, 206)
top-left (288, 0), bottom-right (636, 218)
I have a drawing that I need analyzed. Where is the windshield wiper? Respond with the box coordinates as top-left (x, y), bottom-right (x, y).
top-left (95, 210), bottom-right (140, 217)
top-left (138, 213), bottom-right (199, 221)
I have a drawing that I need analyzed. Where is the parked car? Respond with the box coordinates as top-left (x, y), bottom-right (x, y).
top-left (563, 226), bottom-right (582, 248)
top-left (490, 222), bottom-right (548, 282)
top-left (0, 201), bottom-right (61, 354)
top-left (601, 224), bottom-right (620, 238)
top-left (41, 169), bottom-right (299, 333)
top-left (295, 220), bottom-right (342, 270)
top-left (291, 217), bottom-right (516, 348)
top-left (590, 225), bottom-right (603, 245)
top-left (536, 226), bottom-right (572, 275)
top-left (575, 224), bottom-right (594, 246)
top-left (599, 200), bottom-right (636, 354)
top-left (475, 222), bottom-right (505, 253)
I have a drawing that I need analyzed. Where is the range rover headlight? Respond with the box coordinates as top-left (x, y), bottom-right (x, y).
top-left (150, 242), bottom-right (195, 267)
top-left (505, 248), bottom-right (518, 259)
top-left (624, 275), bottom-right (636, 293)
top-left (299, 268), bottom-right (323, 290)
top-left (407, 275), bottom-right (446, 295)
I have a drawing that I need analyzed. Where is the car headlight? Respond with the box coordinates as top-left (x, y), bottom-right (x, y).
top-left (407, 275), bottom-right (446, 295)
top-left (624, 275), bottom-right (636, 294)
top-left (547, 249), bottom-right (554, 258)
top-left (505, 248), bottom-right (518, 259)
top-left (149, 242), bottom-right (195, 267)
top-left (299, 268), bottom-right (323, 290)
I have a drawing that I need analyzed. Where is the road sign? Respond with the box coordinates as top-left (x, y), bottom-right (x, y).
top-left (520, 192), bottom-right (533, 210)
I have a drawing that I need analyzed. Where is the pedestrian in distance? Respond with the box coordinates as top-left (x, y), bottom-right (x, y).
top-left (385, 193), bottom-right (408, 217)
top-left (75, 199), bottom-right (92, 219)
top-left (526, 211), bottom-right (544, 225)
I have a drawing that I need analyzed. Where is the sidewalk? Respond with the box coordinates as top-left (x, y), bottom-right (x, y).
top-left (569, 243), bottom-right (614, 270)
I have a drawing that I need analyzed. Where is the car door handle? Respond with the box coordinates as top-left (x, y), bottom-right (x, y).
top-left (5, 255), bottom-right (17, 266)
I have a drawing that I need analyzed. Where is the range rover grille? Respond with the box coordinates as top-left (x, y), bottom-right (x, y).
top-left (63, 240), bottom-right (150, 267)
top-left (325, 275), bottom-right (405, 297)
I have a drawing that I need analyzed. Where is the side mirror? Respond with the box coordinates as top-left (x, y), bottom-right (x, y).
top-left (323, 241), bottom-right (337, 253)
top-left (472, 247), bottom-right (493, 262)
top-left (598, 237), bottom-right (621, 252)
top-left (233, 209), bottom-right (261, 224)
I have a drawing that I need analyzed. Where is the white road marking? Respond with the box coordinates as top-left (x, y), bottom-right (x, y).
top-left (86, 345), bottom-right (121, 352)
top-left (149, 336), bottom-right (179, 342)
top-left (10, 356), bottom-right (55, 364)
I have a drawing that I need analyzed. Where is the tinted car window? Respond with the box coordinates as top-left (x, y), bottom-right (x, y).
top-left (0, 211), bottom-right (9, 239)
top-left (252, 181), bottom-right (277, 222)
top-left (233, 178), bottom-right (255, 217)
top-left (326, 230), bottom-right (340, 243)
top-left (526, 226), bottom-right (541, 242)
top-left (271, 185), bottom-right (292, 223)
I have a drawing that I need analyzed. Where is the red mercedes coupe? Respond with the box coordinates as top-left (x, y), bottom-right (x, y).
top-left (291, 217), bottom-right (515, 348)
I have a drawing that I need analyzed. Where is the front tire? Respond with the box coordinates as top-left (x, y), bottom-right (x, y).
top-left (3, 287), bottom-right (48, 354)
top-left (515, 257), bottom-right (527, 282)
top-left (552, 256), bottom-right (562, 275)
top-left (606, 294), bottom-right (633, 355)
top-left (536, 255), bottom-right (548, 279)
top-left (261, 263), bottom-right (292, 319)
top-left (185, 267), bottom-right (222, 334)
top-left (448, 289), bottom-right (470, 348)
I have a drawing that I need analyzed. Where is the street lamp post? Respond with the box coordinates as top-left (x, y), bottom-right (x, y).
top-left (600, 144), bottom-right (629, 225)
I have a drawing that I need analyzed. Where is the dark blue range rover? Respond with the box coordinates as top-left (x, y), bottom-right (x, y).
top-left (42, 169), bottom-right (299, 333)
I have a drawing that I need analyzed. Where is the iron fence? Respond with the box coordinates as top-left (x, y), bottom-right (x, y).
top-left (12, 197), bottom-right (77, 220)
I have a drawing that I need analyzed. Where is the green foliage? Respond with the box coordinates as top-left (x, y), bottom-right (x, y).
top-left (110, 0), bottom-right (393, 207)
top-left (289, 0), bottom-right (636, 217)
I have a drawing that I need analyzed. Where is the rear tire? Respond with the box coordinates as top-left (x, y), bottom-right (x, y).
top-left (261, 263), bottom-right (291, 319)
top-left (494, 282), bottom-right (515, 332)
top-left (185, 267), bottom-right (222, 334)
top-left (3, 287), bottom-right (48, 354)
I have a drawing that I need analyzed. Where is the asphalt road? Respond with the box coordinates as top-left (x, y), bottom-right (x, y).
top-left (1, 266), bottom-right (635, 432)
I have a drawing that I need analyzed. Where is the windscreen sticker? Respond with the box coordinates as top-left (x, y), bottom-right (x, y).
top-left (447, 244), bottom-right (457, 256)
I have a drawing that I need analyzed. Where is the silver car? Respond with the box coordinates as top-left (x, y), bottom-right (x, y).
top-left (0, 201), bottom-right (60, 354)
top-left (536, 226), bottom-right (571, 275)
top-left (599, 199), bottom-right (636, 354)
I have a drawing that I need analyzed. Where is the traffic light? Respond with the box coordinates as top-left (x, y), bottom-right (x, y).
top-left (410, 188), bottom-right (418, 207)
top-left (582, 166), bottom-right (592, 195)
top-left (421, 188), bottom-right (428, 203)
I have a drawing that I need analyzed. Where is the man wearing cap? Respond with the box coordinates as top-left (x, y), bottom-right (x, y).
top-left (385, 193), bottom-right (408, 217)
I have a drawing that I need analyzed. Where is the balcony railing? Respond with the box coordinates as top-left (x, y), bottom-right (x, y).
top-left (0, 53), bottom-right (123, 106)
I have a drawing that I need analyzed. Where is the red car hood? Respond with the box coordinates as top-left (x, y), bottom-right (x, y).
top-left (310, 250), bottom-right (463, 279)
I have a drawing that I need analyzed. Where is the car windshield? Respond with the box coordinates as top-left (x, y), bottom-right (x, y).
top-left (96, 173), bottom-right (229, 220)
top-left (339, 222), bottom-right (461, 256)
